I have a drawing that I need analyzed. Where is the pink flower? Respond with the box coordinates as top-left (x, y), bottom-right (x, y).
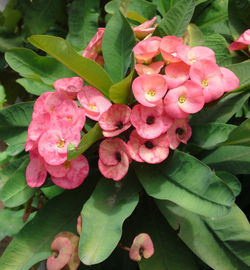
top-left (54, 77), bottom-right (84, 99)
top-left (28, 113), bottom-right (51, 142)
top-left (167, 118), bottom-right (192, 149)
top-left (228, 29), bottom-right (250, 51)
top-left (38, 124), bottom-right (81, 166)
top-left (99, 104), bottom-right (131, 137)
top-left (98, 138), bottom-right (130, 181)
top-left (127, 130), bottom-right (169, 164)
top-left (220, 67), bottom-right (239, 93)
top-left (164, 80), bottom-right (204, 118)
top-left (190, 60), bottom-right (224, 103)
top-left (132, 74), bottom-right (168, 107)
top-left (135, 61), bottom-right (164, 76)
top-left (160, 36), bottom-right (183, 63)
top-left (130, 104), bottom-right (173, 139)
top-left (177, 45), bottom-right (216, 65)
top-left (32, 92), bottom-right (53, 119)
top-left (77, 86), bottom-right (112, 121)
top-left (51, 99), bottom-right (86, 131)
top-left (164, 62), bottom-right (190, 89)
top-left (26, 150), bottom-right (47, 188)
top-left (82, 28), bottom-right (105, 66)
top-left (45, 155), bottom-right (89, 189)
top-left (132, 16), bottom-right (157, 39)
top-left (25, 137), bottom-right (37, 152)
top-left (133, 37), bottom-right (161, 64)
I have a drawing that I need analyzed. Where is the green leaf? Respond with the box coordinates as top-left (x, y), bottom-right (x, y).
top-left (0, 85), bottom-right (6, 108)
top-left (157, 201), bottom-right (250, 270)
top-left (23, 0), bottom-right (65, 35)
top-left (67, 123), bottom-right (103, 161)
top-left (216, 171), bottom-right (241, 197)
top-left (102, 11), bottom-right (136, 83)
top-left (184, 23), bottom-right (205, 47)
top-left (126, 11), bottom-right (147, 24)
top-left (223, 118), bottom-right (250, 146)
top-left (0, 102), bottom-right (34, 155)
top-left (79, 172), bottom-right (140, 265)
top-left (16, 78), bottom-right (54, 96)
top-left (0, 27), bottom-right (23, 52)
top-left (5, 48), bottom-right (75, 85)
top-left (226, 61), bottom-right (250, 88)
top-left (109, 69), bottom-right (135, 104)
top-left (128, 0), bottom-right (157, 20)
top-left (0, 156), bottom-right (35, 207)
top-left (41, 185), bottom-right (64, 199)
top-left (151, 0), bottom-right (178, 15)
top-left (154, 0), bottom-right (195, 37)
top-left (228, 0), bottom-right (250, 39)
top-left (119, 0), bottom-right (130, 15)
top-left (190, 91), bottom-right (250, 124)
top-left (202, 145), bottom-right (250, 175)
top-left (134, 150), bottom-right (235, 217)
top-left (0, 178), bottom-right (96, 270)
top-left (67, 0), bottom-right (100, 51)
top-left (28, 35), bottom-right (113, 97)
top-left (190, 122), bottom-right (236, 149)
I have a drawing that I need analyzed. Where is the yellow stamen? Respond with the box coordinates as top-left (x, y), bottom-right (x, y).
top-left (178, 96), bottom-right (186, 103)
top-left (57, 139), bottom-right (65, 148)
top-left (190, 58), bottom-right (197, 64)
top-left (67, 116), bottom-right (72, 122)
top-left (50, 107), bottom-right (54, 114)
top-left (63, 161), bottom-right (71, 169)
top-left (147, 89), bottom-right (156, 96)
top-left (89, 104), bottom-right (97, 111)
top-left (201, 79), bottom-right (208, 87)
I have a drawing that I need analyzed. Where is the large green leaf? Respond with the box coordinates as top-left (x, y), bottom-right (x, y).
top-left (134, 150), bottom-right (234, 217)
top-left (5, 48), bottom-right (75, 85)
top-left (109, 70), bottom-right (135, 104)
top-left (102, 11), bottom-right (135, 83)
top-left (154, 0), bottom-right (195, 37)
top-left (17, 78), bottom-right (54, 96)
top-left (157, 201), bottom-right (250, 270)
top-left (202, 145), bottom-right (250, 175)
top-left (228, 0), bottom-right (250, 39)
top-left (184, 23), bottom-right (205, 47)
top-left (216, 171), bottom-right (241, 197)
top-left (0, 156), bottom-right (35, 207)
top-left (190, 91), bottom-right (250, 124)
top-left (28, 35), bottom-right (113, 96)
top-left (67, 0), bottom-right (100, 51)
top-left (79, 172), bottom-right (140, 265)
top-left (0, 102), bottom-right (33, 155)
top-left (190, 122), bottom-right (236, 149)
top-left (67, 123), bottom-right (103, 161)
top-left (0, 178), bottom-right (96, 270)
top-left (223, 118), bottom-right (250, 146)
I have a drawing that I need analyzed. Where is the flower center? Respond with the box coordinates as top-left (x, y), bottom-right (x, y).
top-left (178, 96), bottom-right (186, 104)
top-left (115, 152), bottom-right (122, 162)
top-left (57, 139), bottom-right (65, 148)
top-left (50, 107), bottom-right (55, 114)
top-left (67, 116), bottom-right (72, 122)
top-left (63, 161), bottom-right (71, 169)
top-left (189, 58), bottom-right (197, 64)
top-left (89, 104), bottom-right (97, 111)
top-left (116, 122), bottom-right (124, 129)
top-left (147, 89), bottom-right (156, 96)
top-left (201, 79), bottom-right (208, 87)
top-left (176, 128), bottom-right (185, 135)
top-left (146, 116), bottom-right (155, 125)
top-left (145, 141), bottom-right (154, 149)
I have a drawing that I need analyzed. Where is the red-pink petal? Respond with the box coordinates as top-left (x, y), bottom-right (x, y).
top-left (220, 67), bottom-right (239, 93)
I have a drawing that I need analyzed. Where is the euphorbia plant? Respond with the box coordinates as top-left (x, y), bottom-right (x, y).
top-left (0, 0), bottom-right (250, 270)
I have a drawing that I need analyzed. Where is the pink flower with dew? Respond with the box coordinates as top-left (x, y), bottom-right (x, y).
top-left (132, 16), bottom-right (157, 40)
top-left (135, 61), bottom-right (164, 76)
top-left (99, 104), bottom-right (131, 137)
top-left (228, 29), bottom-right (250, 51)
top-left (127, 130), bottom-right (169, 164)
top-left (25, 137), bottom-right (37, 152)
top-left (129, 233), bottom-right (154, 262)
top-left (130, 104), bottom-right (173, 139)
top-left (160, 36), bottom-right (183, 63)
top-left (45, 155), bottom-right (89, 189)
top-left (98, 138), bottom-right (130, 181)
top-left (38, 124), bottom-right (81, 166)
top-left (220, 67), bottom-right (239, 93)
top-left (77, 86), bottom-right (112, 121)
top-left (177, 45), bottom-right (216, 66)
top-left (82, 28), bottom-right (105, 66)
top-left (51, 99), bottom-right (86, 131)
top-left (132, 74), bottom-right (168, 107)
top-left (190, 60), bottom-right (224, 103)
top-left (164, 80), bottom-right (204, 119)
top-left (32, 92), bottom-right (53, 119)
top-left (167, 118), bottom-right (192, 149)
top-left (133, 36), bottom-right (161, 64)
top-left (28, 113), bottom-right (51, 142)
top-left (26, 150), bottom-right (47, 188)
top-left (54, 77), bottom-right (84, 99)
top-left (164, 62), bottom-right (190, 89)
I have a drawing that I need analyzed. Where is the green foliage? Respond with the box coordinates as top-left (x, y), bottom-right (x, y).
top-left (216, 171), bottom-right (241, 196)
